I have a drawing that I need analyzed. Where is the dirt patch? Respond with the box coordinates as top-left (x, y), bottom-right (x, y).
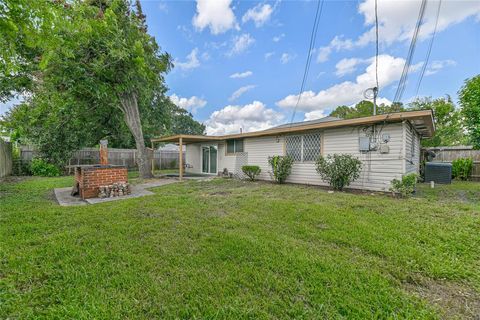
top-left (207, 191), bottom-right (232, 196)
top-left (404, 279), bottom-right (480, 319)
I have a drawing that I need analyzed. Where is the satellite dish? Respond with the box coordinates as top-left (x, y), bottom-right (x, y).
top-left (364, 88), bottom-right (376, 100)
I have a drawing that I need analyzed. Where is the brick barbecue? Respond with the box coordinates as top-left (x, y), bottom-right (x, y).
top-left (71, 140), bottom-right (129, 199)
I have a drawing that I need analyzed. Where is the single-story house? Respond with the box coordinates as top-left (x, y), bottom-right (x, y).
top-left (152, 110), bottom-right (435, 191)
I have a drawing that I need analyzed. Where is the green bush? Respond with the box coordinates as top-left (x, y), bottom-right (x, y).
top-left (268, 156), bottom-right (293, 184)
top-left (242, 165), bottom-right (261, 181)
top-left (315, 154), bottom-right (362, 190)
top-left (30, 158), bottom-right (61, 177)
top-left (390, 173), bottom-right (417, 197)
top-left (452, 158), bottom-right (473, 180)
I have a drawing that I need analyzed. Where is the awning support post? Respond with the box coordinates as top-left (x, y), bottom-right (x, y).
top-left (179, 137), bottom-right (183, 181)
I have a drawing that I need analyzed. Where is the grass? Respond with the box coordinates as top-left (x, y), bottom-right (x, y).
top-left (1, 177), bottom-right (479, 319)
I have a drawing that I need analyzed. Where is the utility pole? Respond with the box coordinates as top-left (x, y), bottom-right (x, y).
top-left (373, 86), bottom-right (378, 116)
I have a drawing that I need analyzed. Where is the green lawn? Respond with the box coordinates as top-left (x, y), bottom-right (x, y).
top-left (1, 177), bottom-right (479, 319)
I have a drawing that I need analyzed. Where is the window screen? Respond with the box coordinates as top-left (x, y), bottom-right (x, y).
top-left (286, 133), bottom-right (321, 162)
top-left (227, 140), bottom-right (235, 153)
top-left (226, 139), bottom-right (244, 153)
top-left (235, 139), bottom-right (244, 152)
top-left (286, 135), bottom-right (302, 162)
top-left (303, 133), bottom-right (321, 161)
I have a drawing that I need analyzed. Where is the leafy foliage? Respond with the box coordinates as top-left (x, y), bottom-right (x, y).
top-left (30, 158), bottom-right (61, 177)
top-left (315, 154), bottom-right (362, 190)
top-left (242, 165), bottom-right (261, 181)
top-left (0, 0), bottom-right (204, 171)
top-left (409, 97), bottom-right (466, 147)
top-left (459, 75), bottom-right (480, 149)
top-left (390, 173), bottom-right (417, 198)
top-left (330, 100), bottom-right (405, 119)
top-left (268, 156), bottom-right (293, 184)
top-left (452, 158), bottom-right (473, 181)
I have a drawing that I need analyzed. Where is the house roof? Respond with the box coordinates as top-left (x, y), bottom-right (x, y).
top-left (151, 110), bottom-right (435, 144)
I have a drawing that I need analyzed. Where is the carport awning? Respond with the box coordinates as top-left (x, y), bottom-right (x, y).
top-left (151, 135), bottom-right (224, 144)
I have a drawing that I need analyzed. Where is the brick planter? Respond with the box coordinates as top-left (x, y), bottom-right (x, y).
top-left (73, 165), bottom-right (128, 199)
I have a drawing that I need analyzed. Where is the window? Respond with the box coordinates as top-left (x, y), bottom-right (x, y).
top-left (226, 139), bottom-right (244, 154)
top-left (286, 132), bottom-right (321, 162)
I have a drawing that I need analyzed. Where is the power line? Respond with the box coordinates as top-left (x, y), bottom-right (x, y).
top-left (415, 0), bottom-right (442, 97)
top-left (289, 0), bottom-right (325, 124)
top-left (393, 0), bottom-right (428, 103)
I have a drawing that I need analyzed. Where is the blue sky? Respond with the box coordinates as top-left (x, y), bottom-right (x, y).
top-left (2, 0), bottom-right (479, 135)
top-left (142, 0), bottom-right (480, 135)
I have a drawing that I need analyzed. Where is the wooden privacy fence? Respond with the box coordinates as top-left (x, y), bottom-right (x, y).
top-left (0, 139), bottom-right (13, 178)
top-left (18, 146), bottom-right (182, 172)
top-left (422, 146), bottom-right (480, 181)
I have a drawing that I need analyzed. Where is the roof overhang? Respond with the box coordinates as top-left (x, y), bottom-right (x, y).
top-left (152, 110), bottom-right (435, 144)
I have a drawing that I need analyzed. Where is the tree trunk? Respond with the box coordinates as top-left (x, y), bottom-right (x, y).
top-left (118, 92), bottom-right (153, 179)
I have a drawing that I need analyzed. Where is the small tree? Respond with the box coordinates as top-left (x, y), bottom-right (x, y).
top-left (390, 173), bottom-right (417, 198)
top-left (459, 75), bottom-right (480, 149)
top-left (315, 154), bottom-right (362, 190)
top-left (242, 165), bottom-right (261, 181)
top-left (268, 156), bottom-right (293, 184)
top-left (452, 158), bottom-right (473, 180)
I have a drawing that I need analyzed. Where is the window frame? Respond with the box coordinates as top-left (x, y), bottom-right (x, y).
top-left (225, 139), bottom-right (244, 155)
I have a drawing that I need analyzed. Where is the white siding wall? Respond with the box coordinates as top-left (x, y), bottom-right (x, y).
top-left (185, 143), bottom-right (201, 174)
top-left (404, 122), bottom-right (421, 175)
top-left (187, 121), bottom-right (419, 191)
top-left (244, 136), bottom-right (284, 181)
top-left (217, 142), bottom-right (236, 173)
top-left (241, 122), bottom-right (405, 191)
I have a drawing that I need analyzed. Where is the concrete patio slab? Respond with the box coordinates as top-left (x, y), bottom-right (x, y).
top-left (54, 178), bottom-right (180, 206)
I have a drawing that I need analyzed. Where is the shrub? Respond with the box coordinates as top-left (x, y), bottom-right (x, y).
top-left (242, 165), bottom-right (261, 181)
top-left (30, 158), bottom-right (61, 177)
top-left (390, 173), bottom-right (417, 197)
top-left (315, 154), bottom-right (362, 190)
top-left (452, 158), bottom-right (473, 180)
top-left (268, 156), bottom-right (293, 184)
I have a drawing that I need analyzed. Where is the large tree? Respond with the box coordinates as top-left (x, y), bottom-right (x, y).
top-left (409, 97), bottom-right (466, 147)
top-left (459, 75), bottom-right (480, 149)
top-left (1, 0), bottom-right (203, 177)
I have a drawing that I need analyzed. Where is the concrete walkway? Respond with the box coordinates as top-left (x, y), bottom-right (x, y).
top-left (54, 179), bottom-right (179, 206)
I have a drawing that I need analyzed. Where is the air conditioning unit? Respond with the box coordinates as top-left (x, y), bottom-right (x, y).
top-left (424, 162), bottom-right (452, 184)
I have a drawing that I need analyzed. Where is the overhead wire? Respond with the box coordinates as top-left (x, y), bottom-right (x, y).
top-left (289, 0), bottom-right (325, 125)
top-left (393, 0), bottom-right (428, 103)
top-left (377, 0), bottom-right (428, 140)
top-left (414, 0), bottom-right (442, 97)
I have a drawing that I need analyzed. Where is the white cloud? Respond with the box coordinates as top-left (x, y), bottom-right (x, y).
top-left (192, 0), bottom-right (238, 35)
top-left (272, 33), bottom-right (285, 42)
top-left (242, 3), bottom-right (274, 27)
top-left (264, 51), bottom-right (275, 60)
top-left (227, 33), bottom-right (255, 56)
top-left (175, 48), bottom-right (200, 71)
top-left (304, 110), bottom-right (327, 121)
top-left (335, 58), bottom-right (368, 77)
top-left (277, 54), bottom-right (420, 112)
top-left (170, 94), bottom-right (207, 114)
top-left (425, 59), bottom-right (457, 76)
top-left (229, 70), bottom-right (253, 79)
top-left (317, 0), bottom-right (480, 62)
top-left (229, 85), bottom-right (256, 101)
top-left (280, 53), bottom-right (295, 64)
top-left (158, 1), bottom-right (168, 13)
top-left (205, 101), bottom-right (284, 135)
top-left (316, 36), bottom-right (354, 63)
